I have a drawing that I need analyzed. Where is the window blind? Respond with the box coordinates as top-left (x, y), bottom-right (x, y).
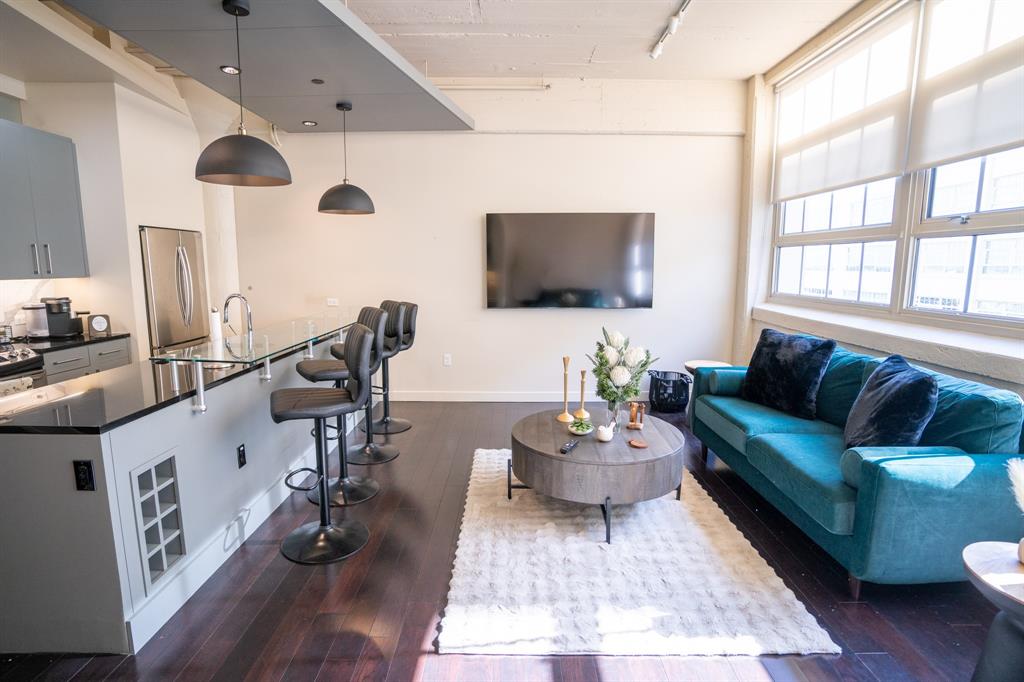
top-left (773, 5), bottom-right (917, 202)
top-left (908, 0), bottom-right (1024, 170)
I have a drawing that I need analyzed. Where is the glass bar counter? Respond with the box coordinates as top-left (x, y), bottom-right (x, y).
top-left (150, 312), bottom-right (350, 413)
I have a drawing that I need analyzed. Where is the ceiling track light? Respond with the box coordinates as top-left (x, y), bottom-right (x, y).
top-left (195, 0), bottom-right (292, 187)
top-left (649, 0), bottom-right (692, 60)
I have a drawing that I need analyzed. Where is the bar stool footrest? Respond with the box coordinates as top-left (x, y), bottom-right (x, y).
top-left (284, 467), bottom-right (322, 492)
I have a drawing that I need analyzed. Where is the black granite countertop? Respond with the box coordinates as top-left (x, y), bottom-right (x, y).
top-left (17, 332), bottom-right (132, 353)
top-left (0, 337), bottom-right (331, 435)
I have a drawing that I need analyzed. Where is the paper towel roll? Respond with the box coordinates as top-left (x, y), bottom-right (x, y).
top-left (209, 308), bottom-right (223, 344)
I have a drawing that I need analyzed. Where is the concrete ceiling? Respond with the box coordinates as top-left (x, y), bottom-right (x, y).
top-left (61, 0), bottom-right (474, 133)
top-left (347, 0), bottom-right (860, 80)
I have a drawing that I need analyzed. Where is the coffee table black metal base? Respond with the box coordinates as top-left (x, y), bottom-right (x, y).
top-left (505, 458), bottom-right (681, 544)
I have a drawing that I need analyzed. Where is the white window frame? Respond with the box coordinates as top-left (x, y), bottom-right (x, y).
top-left (767, 159), bottom-right (1024, 336)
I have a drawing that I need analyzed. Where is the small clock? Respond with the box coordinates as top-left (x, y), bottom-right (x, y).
top-left (88, 314), bottom-right (111, 337)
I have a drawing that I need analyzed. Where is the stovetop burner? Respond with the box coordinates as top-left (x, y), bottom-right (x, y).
top-left (0, 343), bottom-right (44, 379)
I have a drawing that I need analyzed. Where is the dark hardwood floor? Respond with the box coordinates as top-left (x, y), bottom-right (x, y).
top-left (1, 402), bottom-right (994, 681)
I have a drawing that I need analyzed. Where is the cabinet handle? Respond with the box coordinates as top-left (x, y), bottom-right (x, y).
top-left (43, 243), bottom-right (53, 274)
top-left (30, 243), bottom-right (40, 275)
top-left (97, 349), bottom-right (122, 356)
top-left (53, 356), bottom-right (85, 366)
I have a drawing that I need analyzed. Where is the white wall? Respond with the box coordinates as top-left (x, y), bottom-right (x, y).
top-left (234, 79), bottom-right (746, 400)
top-left (113, 85), bottom-right (206, 358)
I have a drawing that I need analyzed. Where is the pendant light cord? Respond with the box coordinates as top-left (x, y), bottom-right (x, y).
top-left (235, 14), bottom-right (245, 132)
top-left (343, 109), bottom-right (349, 183)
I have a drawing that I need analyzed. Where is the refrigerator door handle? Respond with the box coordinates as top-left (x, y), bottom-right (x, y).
top-left (184, 246), bottom-right (193, 327)
top-left (175, 246), bottom-right (188, 325)
top-left (181, 246), bottom-right (194, 326)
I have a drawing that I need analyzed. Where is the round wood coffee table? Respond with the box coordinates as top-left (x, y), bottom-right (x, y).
top-left (508, 408), bottom-right (686, 543)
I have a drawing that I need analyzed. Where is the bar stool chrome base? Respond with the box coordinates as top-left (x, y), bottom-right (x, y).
top-left (362, 415), bottom-right (412, 435)
top-left (280, 519), bottom-right (369, 565)
top-left (306, 475), bottom-right (380, 506)
top-left (347, 441), bottom-right (399, 465)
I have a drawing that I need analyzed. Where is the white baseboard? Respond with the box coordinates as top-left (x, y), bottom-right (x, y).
top-left (390, 390), bottom-right (650, 402)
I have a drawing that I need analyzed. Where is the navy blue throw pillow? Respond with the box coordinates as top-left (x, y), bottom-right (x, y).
top-left (844, 355), bottom-right (938, 448)
top-left (741, 329), bottom-right (837, 419)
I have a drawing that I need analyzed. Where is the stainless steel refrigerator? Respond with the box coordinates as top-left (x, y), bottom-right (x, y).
top-left (140, 225), bottom-right (210, 353)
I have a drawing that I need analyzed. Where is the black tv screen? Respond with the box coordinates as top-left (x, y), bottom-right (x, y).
top-left (486, 212), bottom-right (655, 309)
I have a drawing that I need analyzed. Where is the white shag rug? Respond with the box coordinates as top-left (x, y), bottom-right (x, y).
top-left (437, 449), bottom-right (841, 656)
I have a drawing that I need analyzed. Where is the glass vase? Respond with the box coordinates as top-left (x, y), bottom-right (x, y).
top-left (606, 400), bottom-right (627, 433)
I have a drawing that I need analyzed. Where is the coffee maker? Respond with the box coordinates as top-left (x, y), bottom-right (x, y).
top-left (41, 297), bottom-right (83, 338)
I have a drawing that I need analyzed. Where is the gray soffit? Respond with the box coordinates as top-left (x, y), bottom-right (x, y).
top-left (62, 0), bottom-right (474, 133)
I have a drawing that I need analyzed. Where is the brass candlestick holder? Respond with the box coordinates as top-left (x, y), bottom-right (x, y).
top-left (626, 401), bottom-right (645, 430)
top-left (573, 370), bottom-right (590, 420)
top-left (556, 356), bottom-right (573, 423)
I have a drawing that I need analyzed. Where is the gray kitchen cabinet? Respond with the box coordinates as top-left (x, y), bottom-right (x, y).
top-left (0, 121), bottom-right (39, 279)
top-left (43, 338), bottom-right (132, 383)
top-left (89, 337), bottom-right (131, 371)
top-left (0, 119), bottom-right (89, 279)
top-left (26, 127), bottom-right (89, 277)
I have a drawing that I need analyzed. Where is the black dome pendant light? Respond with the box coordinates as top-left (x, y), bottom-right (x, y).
top-left (195, 0), bottom-right (291, 187)
top-left (318, 102), bottom-right (375, 214)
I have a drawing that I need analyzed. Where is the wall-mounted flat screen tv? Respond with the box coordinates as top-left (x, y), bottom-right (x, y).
top-left (486, 212), bottom-right (655, 309)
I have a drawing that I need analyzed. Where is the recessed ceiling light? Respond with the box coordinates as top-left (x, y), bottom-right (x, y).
top-left (220, 65), bottom-right (241, 75)
top-left (311, 78), bottom-right (325, 85)
top-left (302, 120), bottom-right (318, 127)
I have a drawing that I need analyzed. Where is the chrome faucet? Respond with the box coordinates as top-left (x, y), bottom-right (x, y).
top-left (223, 293), bottom-right (254, 352)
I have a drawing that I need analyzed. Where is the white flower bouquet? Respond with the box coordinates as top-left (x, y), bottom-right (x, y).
top-left (587, 328), bottom-right (657, 416)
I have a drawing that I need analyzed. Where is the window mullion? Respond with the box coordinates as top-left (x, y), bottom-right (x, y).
top-left (962, 235), bottom-right (979, 314)
top-left (824, 245), bottom-right (833, 299)
top-left (892, 173), bottom-right (917, 315)
top-left (975, 156), bottom-right (987, 214)
top-left (798, 246), bottom-right (805, 295)
top-left (856, 242), bottom-right (866, 302)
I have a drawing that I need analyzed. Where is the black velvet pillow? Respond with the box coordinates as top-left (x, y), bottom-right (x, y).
top-left (741, 329), bottom-right (837, 419)
top-left (844, 355), bottom-right (938, 448)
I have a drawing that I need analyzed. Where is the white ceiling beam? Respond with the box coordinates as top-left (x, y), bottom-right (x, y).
top-left (0, 72), bottom-right (27, 100)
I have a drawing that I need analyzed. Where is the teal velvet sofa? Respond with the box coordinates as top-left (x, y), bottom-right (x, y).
top-left (691, 345), bottom-right (1024, 595)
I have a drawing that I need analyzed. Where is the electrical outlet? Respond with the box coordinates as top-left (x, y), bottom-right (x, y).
top-left (237, 444), bottom-right (247, 468)
top-left (73, 460), bottom-right (95, 491)
top-left (442, 353), bottom-right (453, 367)
top-left (326, 297), bottom-right (339, 307)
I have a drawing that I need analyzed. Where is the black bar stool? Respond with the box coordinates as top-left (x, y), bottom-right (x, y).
top-left (363, 301), bottom-right (418, 435)
top-left (294, 309), bottom-right (387, 507)
top-left (332, 303), bottom-right (402, 465)
top-left (271, 323), bottom-right (374, 565)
